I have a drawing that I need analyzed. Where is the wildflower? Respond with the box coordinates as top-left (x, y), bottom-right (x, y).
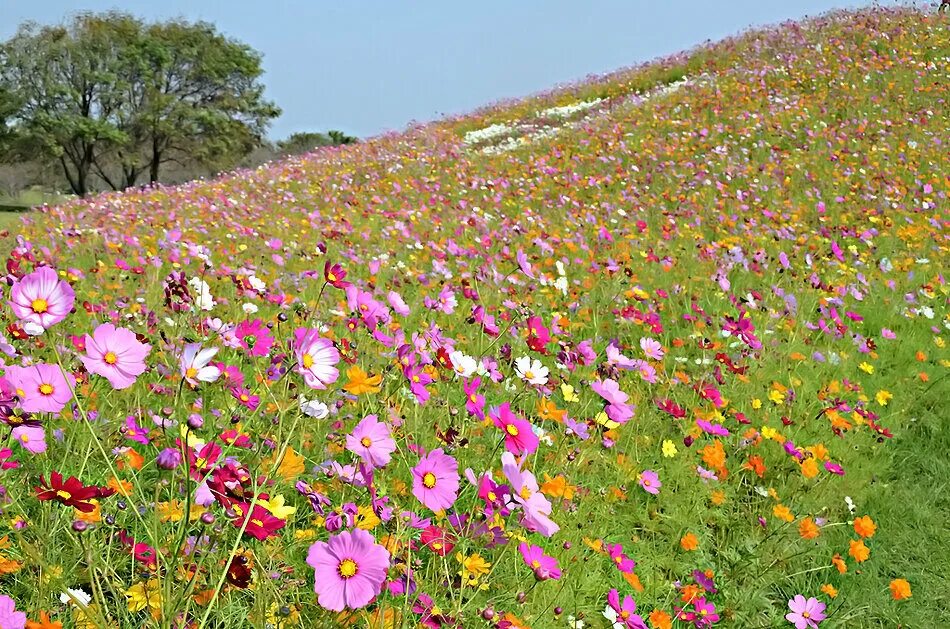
top-left (299, 396), bottom-right (329, 419)
top-left (11, 425), bottom-right (46, 454)
top-left (514, 356), bottom-right (549, 385)
top-left (155, 448), bottom-right (182, 470)
top-left (491, 402), bottom-right (539, 455)
top-left (420, 525), bottom-right (456, 556)
top-left (640, 337), bottom-right (665, 360)
top-left (234, 319), bottom-right (275, 357)
top-left (125, 579), bottom-right (161, 619)
top-left (448, 350), bottom-right (477, 378)
top-left (8, 267), bottom-right (74, 333)
top-left (323, 261), bottom-right (350, 289)
top-left (306, 528), bottom-right (390, 611)
top-left (518, 543), bottom-right (561, 580)
top-left (35, 473), bottom-right (116, 512)
top-left (785, 595), bottom-right (826, 629)
top-left (853, 515), bottom-right (876, 538)
top-left (604, 589), bottom-right (647, 629)
top-left (457, 552), bottom-right (491, 587)
top-left (294, 329), bottom-right (340, 390)
top-left (637, 470), bottom-right (661, 495)
top-left (233, 502), bottom-right (286, 540)
top-left (345, 415), bottom-right (396, 469)
top-left (591, 379), bottom-right (634, 425)
top-left (874, 390), bottom-right (892, 406)
top-left (79, 324), bottom-right (150, 390)
top-left (501, 452), bottom-right (559, 536)
top-left (179, 344), bottom-right (221, 385)
top-left (230, 387), bottom-right (260, 410)
top-left (680, 533), bottom-right (698, 551)
top-left (798, 518), bottom-right (820, 540)
top-left (889, 578), bottom-right (911, 600)
top-left (0, 594), bottom-right (25, 629)
top-left (662, 440), bottom-right (677, 457)
top-left (59, 588), bottom-right (91, 607)
top-left (342, 365), bottom-right (382, 395)
top-left (25, 610), bottom-right (61, 629)
top-left (648, 609), bottom-right (673, 629)
top-left (4, 364), bottom-right (74, 414)
top-left (463, 377), bottom-right (486, 419)
top-left (848, 539), bottom-right (870, 562)
top-left (412, 449), bottom-right (459, 511)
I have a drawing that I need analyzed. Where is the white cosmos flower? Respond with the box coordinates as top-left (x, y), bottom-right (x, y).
top-left (514, 356), bottom-right (549, 385)
top-left (242, 302), bottom-right (259, 314)
top-left (180, 343), bottom-right (221, 385)
top-left (299, 396), bottom-right (330, 419)
top-left (187, 277), bottom-right (215, 311)
top-left (449, 350), bottom-right (477, 378)
top-left (60, 587), bottom-right (92, 606)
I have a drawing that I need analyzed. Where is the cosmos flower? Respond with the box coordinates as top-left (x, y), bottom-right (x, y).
top-left (604, 589), bottom-right (647, 629)
top-left (80, 323), bottom-right (151, 390)
top-left (4, 364), bottom-right (75, 414)
top-left (11, 424), bottom-right (46, 454)
top-left (514, 356), bottom-right (549, 385)
top-left (0, 594), bottom-right (25, 629)
top-left (411, 448), bottom-right (459, 512)
top-left (233, 319), bottom-right (275, 357)
top-left (491, 402), bottom-right (539, 455)
top-left (294, 329), bottom-right (340, 390)
top-left (306, 528), bottom-right (390, 612)
top-left (179, 343), bottom-right (221, 385)
top-left (638, 470), bottom-right (661, 495)
top-left (501, 451), bottom-right (559, 536)
top-left (785, 595), bottom-right (826, 629)
top-left (35, 472), bottom-right (116, 512)
top-left (640, 337), bottom-right (665, 360)
top-left (8, 267), bottom-right (75, 334)
top-left (346, 415), bottom-right (396, 469)
top-left (518, 543), bottom-right (561, 580)
top-left (299, 396), bottom-right (330, 419)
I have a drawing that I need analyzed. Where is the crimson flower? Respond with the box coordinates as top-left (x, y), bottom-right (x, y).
top-left (35, 471), bottom-right (116, 512)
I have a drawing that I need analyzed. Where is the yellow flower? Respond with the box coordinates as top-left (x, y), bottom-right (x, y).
top-left (456, 552), bottom-right (491, 586)
top-left (661, 440), bottom-right (677, 458)
top-left (767, 388), bottom-right (785, 405)
top-left (126, 579), bottom-right (162, 618)
top-left (875, 390), bottom-right (892, 406)
top-left (355, 505), bottom-right (381, 530)
top-left (266, 602), bottom-right (301, 626)
top-left (343, 365), bottom-right (383, 395)
top-left (260, 494), bottom-right (296, 520)
top-left (751, 398), bottom-right (762, 409)
top-left (859, 362), bottom-right (874, 374)
top-left (560, 383), bottom-right (579, 403)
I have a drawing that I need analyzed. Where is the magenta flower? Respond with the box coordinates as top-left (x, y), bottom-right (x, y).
top-left (8, 267), bottom-right (74, 333)
top-left (518, 543), bottom-right (561, 580)
top-left (79, 323), bottom-right (150, 390)
top-left (234, 319), bottom-right (275, 357)
top-left (346, 414), bottom-right (396, 469)
top-left (0, 594), bottom-right (25, 629)
top-left (306, 528), bottom-right (390, 612)
top-left (785, 595), bottom-right (826, 629)
top-left (491, 402), bottom-right (538, 455)
top-left (605, 588), bottom-right (647, 629)
top-left (294, 328), bottom-right (340, 390)
top-left (638, 469), bottom-right (661, 495)
top-left (462, 377), bottom-right (485, 419)
top-left (501, 452), bottom-right (559, 536)
top-left (411, 448), bottom-right (459, 512)
top-left (230, 387), bottom-right (260, 410)
top-left (11, 425), bottom-right (45, 454)
top-left (4, 364), bottom-right (74, 414)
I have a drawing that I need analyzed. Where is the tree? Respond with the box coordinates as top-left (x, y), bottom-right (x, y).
top-left (0, 12), bottom-right (279, 195)
top-left (274, 130), bottom-right (358, 156)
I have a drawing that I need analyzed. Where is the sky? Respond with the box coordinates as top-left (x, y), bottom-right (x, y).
top-left (2, 0), bottom-right (877, 140)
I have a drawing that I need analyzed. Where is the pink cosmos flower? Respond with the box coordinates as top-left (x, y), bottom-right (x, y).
top-left (605, 588), bottom-right (647, 629)
top-left (640, 337), bottom-right (665, 360)
top-left (0, 594), bottom-right (26, 629)
top-left (638, 469), bottom-right (661, 495)
top-left (591, 378), bottom-right (635, 424)
top-left (179, 343), bottom-right (221, 386)
top-left (234, 319), bottom-right (275, 357)
top-left (411, 448), bottom-right (459, 512)
top-left (4, 364), bottom-right (75, 414)
top-left (518, 542), bottom-right (561, 580)
top-left (8, 267), bottom-right (75, 333)
top-left (80, 323), bottom-right (151, 390)
top-left (463, 377), bottom-right (485, 419)
top-left (501, 451), bottom-right (559, 536)
top-left (785, 595), bottom-right (826, 629)
top-left (294, 328), bottom-right (340, 390)
top-left (306, 528), bottom-right (390, 612)
top-left (11, 425), bottom-right (45, 454)
top-left (346, 414), bottom-right (396, 469)
top-left (491, 402), bottom-right (539, 455)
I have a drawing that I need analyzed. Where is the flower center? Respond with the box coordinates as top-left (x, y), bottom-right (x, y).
top-left (524, 370), bottom-right (535, 380)
top-left (621, 611), bottom-right (630, 620)
top-left (531, 560), bottom-right (541, 568)
top-left (250, 519), bottom-right (264, 528)
top-left (243, 335), bottom-right (256, 348)
top-left (338, 558), bottom-right (358, 578)
top-left (104, 351), bottom-right (118, 365)
top-left (431, 542), bottom-right (442, 550)
top-left (56, 490), bottom-right (71, 500)
top-left (302, 354), bottom-right (314, 369)
top-left (803, 612), bottom-right (810, 619)
top-left (360, 437), bottom-right (372, 448)
top-left (19, 434), bottom-right (28, 443)
top-left (185, 367), bottom-right (198, 379)
top-left (327, 272), bottom-right (337, 282)
top-left (31, 298), bottom-right (49, 314)
top-left (505, 424), bottom-right (519, 437)
top-left (422, 472), bottom-right (437, 488)
top-left (38, 383), bottom-right (54, 396)
top-left (240, 394), bottom-right (250, 402)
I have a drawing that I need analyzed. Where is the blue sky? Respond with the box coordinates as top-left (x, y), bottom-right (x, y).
top-left (3, 0), bottom-right (874, 139)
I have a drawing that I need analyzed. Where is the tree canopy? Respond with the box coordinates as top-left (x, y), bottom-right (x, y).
top-left (0, 12), bottom-right (281, 195)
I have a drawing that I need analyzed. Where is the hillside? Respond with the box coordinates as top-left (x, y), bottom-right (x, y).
top-left (2, 6), bottom-right (948, 628)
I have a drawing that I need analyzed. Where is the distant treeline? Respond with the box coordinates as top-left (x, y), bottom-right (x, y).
top-left (0, 12), bottom-right (357, 200)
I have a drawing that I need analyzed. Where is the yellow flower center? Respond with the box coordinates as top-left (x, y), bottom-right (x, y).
top-left (531, 559), bottom-right (541, 568)
top-left (524, 370), bottom-right (535, 380)
top-left (487, 491), bottom-right (497, 502)
top-left (19, 434), bottom-right (28, 443)
top-left (250, 519), bottom-right (264, 528)
top-left (360, 437), bottom-right (372, 448)
top-left (431, 542), bottom-right (442, 550)
top-left (38, 383), bottom-right (54, 396)
top-left (240, 394), bottom-right (250, 402)
top-left (56, 490), bottom-right (71, 500)
top-left (803, 612), bottom-right (810, 619)
top-left (104, 351), bottom-right (118, 364)
top-left (302, 354), bottom-right (314, 369)
top-left (327, 272), bottom-right (337, 282)
top-left (505, 424), bottom-right (519, 437)
top-left (520, 486), bottom-right (532, 500)
top-left (621, 611), bottom-right (630, 620)
top-left (422, 472), bottom-right (437, 488)
top-left (338, 558), bottom-right (358, 578)
top-left (185, 367), bottom-right (198, 379)
top-left (31, 298), bottom-right (48, 313)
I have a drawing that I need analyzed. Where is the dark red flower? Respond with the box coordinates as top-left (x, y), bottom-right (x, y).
top-left (323, 261), bottom-right (350, 289)
top-left (35, 471), bottom-right (116, 512)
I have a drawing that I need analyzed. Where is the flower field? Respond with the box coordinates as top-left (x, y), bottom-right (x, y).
top-left (0, 6), bottom-right (947, 628)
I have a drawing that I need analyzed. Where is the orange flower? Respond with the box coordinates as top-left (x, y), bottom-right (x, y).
top-left (773, 504), bottom-right (795, 523)
top-left (680, 532), bottom-right (699, 551)
top-left (26, 612), bottom-right (63, 629)
top-left (649, 609), bottom-right (673, 629)
top-left (539, 474), bottom-right (575, 500)
top-left (889, 578), bottom-right (912, 600)
top-left (853, 515), bottom-right (876, 538)
top-left (798, 518), bottom-right (820, 540)
top-left (700, 440), bottom-right (726, 470)
top-left (744, 455), bottom-right (766, 478)
top-left (820, 584), bottom-right (838, 598)
top-left (800, 458), bottom-right (819, 479)
top-left (832, 553), bottom-right (848, 574)
top-left (343, 365), bottom-right (382, 395)
top-left (848, 539), bottom-right (870, 563)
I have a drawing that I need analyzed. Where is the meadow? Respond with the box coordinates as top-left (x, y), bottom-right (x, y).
top-left (0, 6), bottom-right (946, 628)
